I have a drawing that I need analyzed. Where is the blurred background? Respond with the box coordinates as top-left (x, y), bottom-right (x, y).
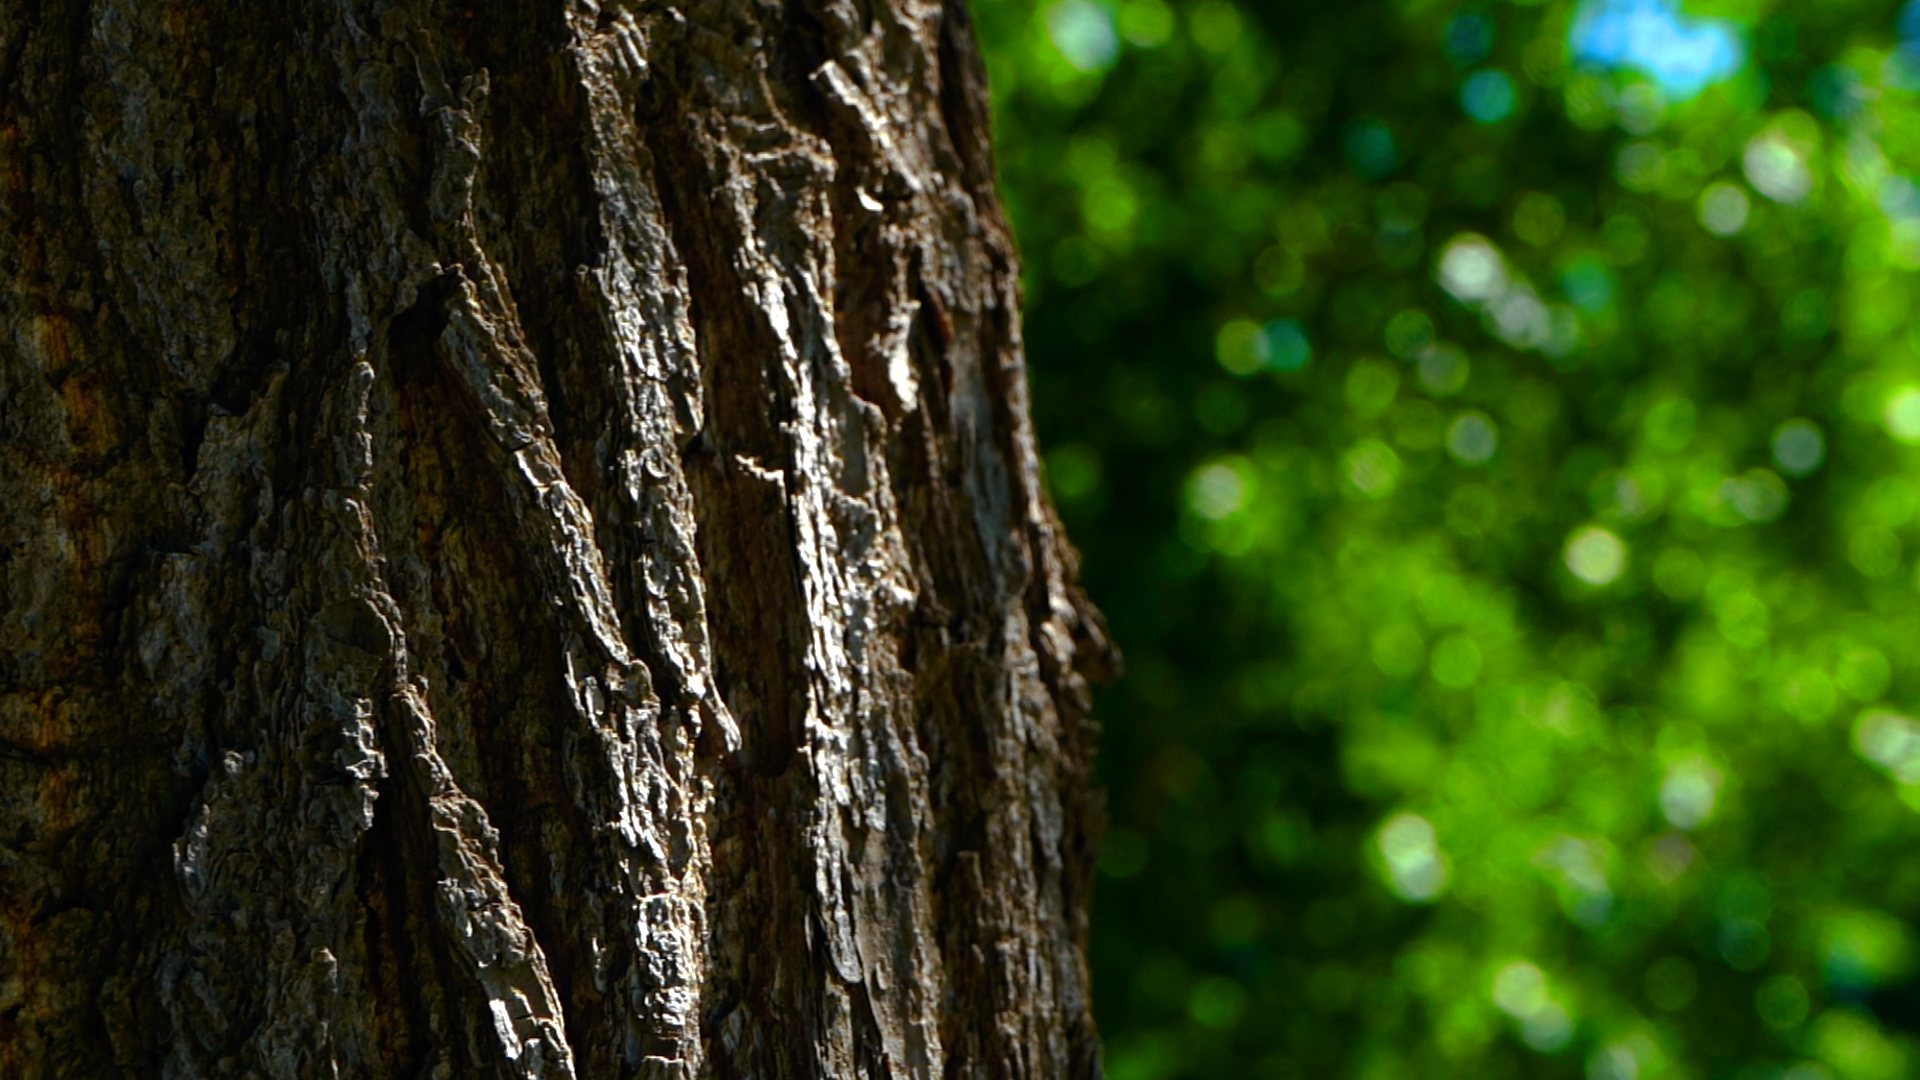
top-left (969, 0), bottom-right (1920, 1077)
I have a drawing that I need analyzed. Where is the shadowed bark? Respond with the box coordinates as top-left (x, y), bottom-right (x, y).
top-left (0, 2), bottom-right (1114, 1076)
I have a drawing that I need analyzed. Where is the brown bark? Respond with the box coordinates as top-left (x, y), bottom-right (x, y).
top-left (0, 2), bottom-right (1114, 1077)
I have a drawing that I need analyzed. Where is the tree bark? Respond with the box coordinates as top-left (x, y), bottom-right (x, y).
top-left (0, 2), bottom-right (1114, 1077)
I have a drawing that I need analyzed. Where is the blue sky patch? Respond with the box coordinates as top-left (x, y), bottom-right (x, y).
top-left (1570, 0), bottom-right (1745, 98)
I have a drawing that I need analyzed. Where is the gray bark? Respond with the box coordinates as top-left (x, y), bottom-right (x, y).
top-left (0, 2), bottom-right (1114, 1077)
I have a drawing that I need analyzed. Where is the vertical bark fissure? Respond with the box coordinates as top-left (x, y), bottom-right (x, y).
top-left (635, 49), bottom-right (841, 1075)
top-left (381, 271), bottom-right (597, 1075)
top-left (379, 19), bottom-right (633, 1067)
top-left (356, 773), bottom-right (432, 1080)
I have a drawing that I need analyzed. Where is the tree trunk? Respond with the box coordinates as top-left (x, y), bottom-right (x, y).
top-left (0, 2), bottom-right (1114, 1076)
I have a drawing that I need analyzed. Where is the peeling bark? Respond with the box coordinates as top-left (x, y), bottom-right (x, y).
top-left (0, 2), bottom-right (1114, 1077)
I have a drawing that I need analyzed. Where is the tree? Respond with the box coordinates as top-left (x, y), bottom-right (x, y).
top-left (0, 3), bottom-right (1113, 1077)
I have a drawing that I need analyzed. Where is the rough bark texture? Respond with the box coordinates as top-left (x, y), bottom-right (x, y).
top-left (0, 2), bottom-right (1115, 1077)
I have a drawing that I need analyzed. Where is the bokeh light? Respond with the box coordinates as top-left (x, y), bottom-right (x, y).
top-left (973, 0), bottom-right (1920, 1075)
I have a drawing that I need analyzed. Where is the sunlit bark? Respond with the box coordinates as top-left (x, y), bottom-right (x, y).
top-left (0, 2), bottom-right (1112, 1075)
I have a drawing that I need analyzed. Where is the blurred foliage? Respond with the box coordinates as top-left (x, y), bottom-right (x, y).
top-left (972, 0), bottom-right (1920, 1077)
